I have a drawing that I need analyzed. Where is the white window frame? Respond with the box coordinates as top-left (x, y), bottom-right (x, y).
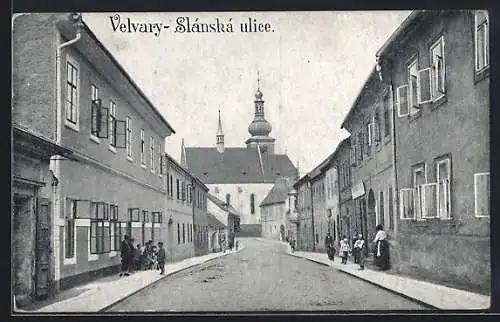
top-left (65, 55), bottom-right (80, 132)
top-left (474, 172), bottom-right (490, 218)
top-left (412, 164), bottom-right (427, 221)
top-left (408, 59), bottom-right (420, 114)
top-left (399, 188), bottom-right (416, 220)
top-left (437, 158), bottom-right (452, 219)
top-left (63, 198), bottom-right (77, 265)
top-left (89, 84), bottom-right (100, 143)
top-left (140, 129), bottom-right (145, 166)
top-left (417, 67), bottom-right (433, 104)
top-left (430, 36), bottom-right (446, 101)
top-left (396, 84), bottom-right (409, 117)
top-left (367, 122), bottom-right (374, 146)
top-left (126, 116), bottom-right (133, 160)
top-left (421, 182), bottom-right (438, 219)
top-left (474, 10), bottom-right (489, 73)
top-left (150, 136), bottom-right (155, 172)
top-left (109, 100), bottom-right (117, 153)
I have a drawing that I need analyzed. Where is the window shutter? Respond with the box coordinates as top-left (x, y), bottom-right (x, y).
top-left (97, 104), bottom-right (109, 138)
top-left (91, 99), bottom-right (101, 135)
top-left (399, 188), bottom-right (415, 219)
top-left (374, 120), bottom-right (380, 143)
top-left (410, 74), bottom-right (419, 108)
top-left (113, 120), bottom-right (126, 148)
top-left (418, 68), bottom-right (432, 104)
top-left (396, 85), bottom-right (409, 117)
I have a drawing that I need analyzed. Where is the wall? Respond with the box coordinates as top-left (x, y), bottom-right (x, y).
top-left (311, 175), bottom-right (327, 252)
top-left (261, 202), bottom-right (287, 240)
top-left (208, 183), bottom-right (274, 225)
top-left (388, 11), bottom-right (490, 291)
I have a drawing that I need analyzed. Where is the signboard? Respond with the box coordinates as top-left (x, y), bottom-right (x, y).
top-left (351, 181), bottom-right (365, 199)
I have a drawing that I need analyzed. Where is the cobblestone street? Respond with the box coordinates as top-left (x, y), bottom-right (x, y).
top-left (107, 238), bottom-right (428, 312)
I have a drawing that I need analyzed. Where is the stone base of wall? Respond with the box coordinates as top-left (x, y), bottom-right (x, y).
top-left (59, 264), bottom-right (121, 291)
top-left (391, 233), bottom-right (490, 294)
top-left (236, 224), bottom-right (262, 237)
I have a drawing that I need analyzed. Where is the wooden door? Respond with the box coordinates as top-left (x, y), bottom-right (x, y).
top-left (35, 198), bottom-right (51, 299)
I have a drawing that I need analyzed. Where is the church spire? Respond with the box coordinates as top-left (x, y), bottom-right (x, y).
top-left (216, 108), bottom-right (225, 153)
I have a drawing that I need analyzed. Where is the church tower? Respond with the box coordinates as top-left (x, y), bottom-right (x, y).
top-left (245, 73), bottom-right (276, 154)
top-left (216, 109), bottom-right (225, 153)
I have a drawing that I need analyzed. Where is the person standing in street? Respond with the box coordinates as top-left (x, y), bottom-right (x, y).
top-left (157, 242), bottom-right (166, 275)
top-left (353, 233), bottom-right (366, 270)
top-left (352, 233), bottom-right (359, 264)
top-left (128, 238), bottom-right (137, 273)
top-left (120, 235), bottom-right (130, 276)
top-left (324, 232), bottom-right (336, 263)
top-left (373, 224), bottom-right (390, 270)
top-left (340, 236), bottom-right (351, 264)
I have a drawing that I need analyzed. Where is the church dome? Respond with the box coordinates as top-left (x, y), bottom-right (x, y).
top-left (248, 119), bottom-right (272, 136)
top-left (255, 89), bottom-right (263, 100)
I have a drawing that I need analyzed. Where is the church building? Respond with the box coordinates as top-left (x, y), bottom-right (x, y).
top-left (181, 80), bottom-right (298, 237)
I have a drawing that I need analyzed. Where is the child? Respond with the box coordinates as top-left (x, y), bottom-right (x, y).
top-left (157, 242), bottom-right (166, 275)
top-left (340, 237), bottom-right (351, 264)
top-left (353, 234), bottom-right (366, 270)
top-left (151, 245), bottom-right (158, 271)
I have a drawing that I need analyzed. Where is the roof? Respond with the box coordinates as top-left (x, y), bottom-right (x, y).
top-left (260, 178), bottom-right (293, 207)
top-left (12, 124), bottom-right (75, 160)
top-left (184, 147), bottom-right (297, 184)
top-left (165, 153), bottom-right (209, 191)
top-left (207, 193), bottom-right (241, 218)
top-left (207, 212), bottom-right (226, 228)
top-left (376, 10), bottom-right (425, 58)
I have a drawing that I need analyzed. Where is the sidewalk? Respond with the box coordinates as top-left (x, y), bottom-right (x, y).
top-left (286, 249), bottom-right (490, 310)
top-left (15, 244), bottom-right (245, 313)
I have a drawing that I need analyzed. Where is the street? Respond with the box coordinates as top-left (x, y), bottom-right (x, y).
top-left (107, 238), bottom-right (428, 311)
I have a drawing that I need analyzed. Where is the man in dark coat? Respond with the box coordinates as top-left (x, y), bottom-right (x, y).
top-left (157, 242), bottom-right (166, 275)
top-left (120, 235), bottom-right (131, 276)
top-left (324, 232), bottom-right (336, 263)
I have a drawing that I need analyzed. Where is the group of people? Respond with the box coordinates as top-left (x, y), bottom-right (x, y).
top-left (324, 224), bottom-right (390, 271)
top-left (120, 235), bottom-right (167, 276)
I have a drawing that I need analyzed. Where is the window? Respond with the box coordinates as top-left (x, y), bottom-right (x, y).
top-left (397, 84), bottom-right (409, 117)
top-left (350, 141), bottom-right (357, 166)
top-left (400, 188), bottom-right (416, 219)
top-left (90, 220), bottom-right (110, 254)
top-left (91, 202), bottom-right (109, 220)
top-left (66, 59), bottom-right (79, 125)
top-left (379, 191), bottom-right (384, 227)
top-left (373, 114), bottom-right (381, 144)
top-left (140, 129), bottom-right (145, 165)
top-left (408, 59), bottom-right (421, 114)
top-left (412, 164), bottom-right (427, 220)
top-left (226, 193), bottom-right (231, 205)
top-left (421, 183), bottom-right (438, 218)
top-left (250, 193), bottom-right (255, 214)
top-left (475, 11), bottom-right (489, 72)
top-left (108, 101), bottom-right (116, 147)
top-left (128, 208), bottom-right (140, 222)
top-left (474, 172), bottom-right (490, 217)
top-left (182, 223), bottom-right (186, 244)
top-left (65, 199), bottom-right (76, 259)
top-left (111, 221), bottom-right (123, 251)
top-left (176, 179), bottom-right (180, 200)
top-left (169, 175), bottom-right (173, 197)
top-left (366, 121), bottom-right (372, 147)
top-left (126, 117), bottom-right (132, 157)
top-left (177, 223), bottom-right (181, 244)
top-left (437, 158), bottom-right (451, 219)
top-left (90, 84), bottom-right (99, 138)
top-left (150, 137), bottom-right (155, 171)
top-left (159, 146), bottom-right (163, 175)
top-left (181, 181), bottom-right (186, 201)
top-left (142, 210), bottom-right (150, 223)
top-left (388, 187), bottom-right (394, 229)
top-left (358, 133), bottom-right (364, 160)
top-left (383, 95), bottom-right (390, 137)
top-left (430, 36), bottom-right (446, 100)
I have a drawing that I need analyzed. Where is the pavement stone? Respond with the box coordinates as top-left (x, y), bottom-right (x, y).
top-left (15, 244), bottom-right (245, 313)
top-left (285, 248), bottom-right (490, 310)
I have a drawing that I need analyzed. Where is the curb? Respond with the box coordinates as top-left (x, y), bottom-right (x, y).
top-left (285, 251), bottom-right (438, 310)
top-left (99, 246), bottom-right (245, 312)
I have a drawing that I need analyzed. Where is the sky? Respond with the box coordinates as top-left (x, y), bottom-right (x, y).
top-left (83, 11), bottom-right (411, 175)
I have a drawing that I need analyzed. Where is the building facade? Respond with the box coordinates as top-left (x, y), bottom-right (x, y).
top-left (310, 164), bottom-right (327, 252)
top-left (294, 175), bottom-right (314, 251)
top-left (207, 193), bottom-right (241, 249)
top-left (341, 68), bottom-right (396, 248)
top-left (334, 138), bottom-right (355, 246)
top-left (322, 149), bottom-right (341, 244)
top-left (260, 177), bottom-right (293, 241)
top-left (12, 13), bottom-right (177, 299)
top-left (182, 85), bottom-right (297, 237)
top-left (376, 10), bottom-right (490, 291)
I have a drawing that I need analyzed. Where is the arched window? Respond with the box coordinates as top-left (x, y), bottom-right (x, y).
top-left (250, 193), bottom-right (255, 214)
top-left (226, 193), bottom-right (231, 205)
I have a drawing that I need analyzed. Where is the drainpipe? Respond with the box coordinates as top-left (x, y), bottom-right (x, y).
top-left (51, 13), bottom-right (83, 288)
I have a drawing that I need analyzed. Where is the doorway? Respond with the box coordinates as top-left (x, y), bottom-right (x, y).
top-left (367, 189), bottom-right (377, 242)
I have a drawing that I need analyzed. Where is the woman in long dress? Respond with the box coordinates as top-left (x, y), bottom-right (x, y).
top-left (373, 224), bottom-right (390, 270)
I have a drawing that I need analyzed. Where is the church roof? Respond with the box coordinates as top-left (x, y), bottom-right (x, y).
top-left (185, 147), bottom-right (297, 184)
top-left (207, 212), bottom-right (226, 228)
top-left (207, 193), bottom-right (241, 217)
top-left (260, 178), bottom-right (293, 207)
